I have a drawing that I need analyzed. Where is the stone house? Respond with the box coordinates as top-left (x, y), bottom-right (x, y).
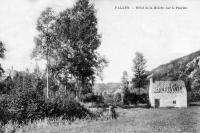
top-left (148, 75), bottom-right (187, 108)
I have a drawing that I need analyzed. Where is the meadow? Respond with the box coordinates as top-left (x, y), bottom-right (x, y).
top-left (17, 104), bottom-right (200, 133)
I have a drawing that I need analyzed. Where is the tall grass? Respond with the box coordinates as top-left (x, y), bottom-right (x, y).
top-left (0, 90), bottom-right (94, 132)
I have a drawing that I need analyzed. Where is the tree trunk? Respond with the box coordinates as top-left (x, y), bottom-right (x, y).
top-left (46, 65), bottom-right (49, 99)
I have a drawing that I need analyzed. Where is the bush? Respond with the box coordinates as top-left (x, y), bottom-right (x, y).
top-left (0, 89), bottom-right (93, 125)
top-left (0, 96), bottom-right (11, 125)
top-left (124, 92), bottom-right (137, 105)
top-left (113, 93), bottom-right (122, 105)
top-left (6, 89), bottom-right (46, 124)
top-left (138, 93), bottom-right (148, 104)
top-left (43, 97), bottom-right (93, 121)
top-left (190, 91), bottom-right (200, 102)
top-left (103, 94), bottom-right (114, 105)
top-left (123, 92), bottom-right (148, 105)
top-left (80, 93), bottom-right (103, 103)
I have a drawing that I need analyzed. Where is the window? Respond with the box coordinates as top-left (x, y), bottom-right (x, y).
top-left (173, 100), bottom-right (176, 104)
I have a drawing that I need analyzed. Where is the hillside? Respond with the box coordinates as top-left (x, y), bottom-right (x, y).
top-left (151, 50), bottom-right (200, 81)
top-left (93, 50), bottom-right (200, 95)
top-left (93, 82), bottom-right (122, 94)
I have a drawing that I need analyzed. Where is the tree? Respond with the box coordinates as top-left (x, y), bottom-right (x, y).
top-left (32, 7), bottom-right (57, 99)
top-left (55, 0), bottom-right (108, 97)
top-left (189, 69), bottom-right (200, 101)
top-left (0, 41), bottom-right (6, 77)
top-left (120, 71), bottom-right (131, 104)
top-left (121, 70), bottom-right (129, 86)
top-left (0, 76), bottom-right (14, 94)
top-left (32, 0), bottom-right (107, 99)
top-left (0, 41), bottom-right (6, 59)
top-left (132, 52), bottom-right (147, 95)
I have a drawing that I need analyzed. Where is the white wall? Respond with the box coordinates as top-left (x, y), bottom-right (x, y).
top-left (150, 92), bottom-right (187, 107)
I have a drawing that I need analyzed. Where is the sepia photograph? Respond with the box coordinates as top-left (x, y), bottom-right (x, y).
top-left (0, 0), bottom-right (200, 132)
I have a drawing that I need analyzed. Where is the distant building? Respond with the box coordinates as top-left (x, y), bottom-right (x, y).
top-left (148, 75), bottom-right (187, 108)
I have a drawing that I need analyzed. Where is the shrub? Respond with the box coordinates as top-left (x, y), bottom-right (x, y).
top-left (190, 91), bottom-right (200, 102)
top-left (138, 93), bottom-right (148, 104)
top-left (7, 89), bottom-right (46, 124)
top-left (113, 93), bottom-right (122, 105)
top-left (124, 92), bottom-right (137, 105)
top-left (43, 97), bottom-right (93, 121)
top-left (123, 92), bottom-right (148, 105)
top-left (80, 93), bottom-right (103, 103)
top-left (0, 89), bottom-right (93, 125)
top-left (0, 96), bottom-right (11, 125)
top-left (103, 94), bottom-right (114, 105)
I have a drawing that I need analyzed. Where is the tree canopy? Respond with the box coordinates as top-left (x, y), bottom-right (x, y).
top-left (32, 0), bottom-right (107, 96)
top-left (0, 41), bottom-right (6, 59)
top-left (0, 41), bottom-right (6, 77)
top-left (132, 52), bottom-right (147, 94)
top-left (121, 70), bottom-right (129, 86)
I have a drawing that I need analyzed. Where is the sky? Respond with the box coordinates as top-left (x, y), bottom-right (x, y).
top-left (0, 0), bottom-right (200, 83)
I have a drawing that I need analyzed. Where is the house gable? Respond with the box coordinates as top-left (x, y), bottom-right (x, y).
top-left (149, 77), bottom-right (187, 108)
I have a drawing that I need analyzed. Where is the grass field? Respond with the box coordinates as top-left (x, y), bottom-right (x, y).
top-left (24, 105), bottom-right (200, 133)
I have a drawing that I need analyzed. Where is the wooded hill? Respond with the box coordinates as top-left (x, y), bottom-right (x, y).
top-left (151, 50), bottom-right (200, 81)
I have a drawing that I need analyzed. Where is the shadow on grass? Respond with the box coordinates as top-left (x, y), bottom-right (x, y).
top-left (189, 102), bottom-right (200, 106)
top-left (119, 104), bottom-right (150, 109)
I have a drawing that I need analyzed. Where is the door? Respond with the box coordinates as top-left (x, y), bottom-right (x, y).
top-left (155, 99), bottom-right (160, 108)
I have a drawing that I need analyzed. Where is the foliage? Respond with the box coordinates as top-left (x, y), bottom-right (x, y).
top-left (123, 86), bottom-right (132, 105)
top-left (138, 93), bottom-right (148, 104)
top-left (41, 97), bottom-right (93, 121)
top-left (32, 0), bottom-right (108, 98)
top-left (0, 41), bottom-right (6, 59)
top-left (191, 69), bottom-right (200, 90)
top-left (9, 89), bottom-right (45, 124)
top-left (0, 41), bottom-right (6, 77)
top-left (113, 93), bottom-right (122, 105)
top-left (0, 76), bottom-right (14, 94)
top-left (121, 70), bottom-right (129, 86)
top-left (151, 50), bottom-right (200, 90)
top-left (0, 90), bottom-right (93, 125)
top-left (5, 106), bottom-right (200, 133)
top-left (152, 51), bottom-right (200, 102)
top-left (80, 93), bottom-right (103, 103)
top-left (0, 68), bottom-right (93, 125)
top-left (103, 94), bottom-right (115, 105)
top-left (152, 50), bottom-right (200, 77)
top-left (0, 96), bottom-right (11, 125)
top-left (124, 92), bottom-right (149, 105)
top-left (132, 52), bottom-right (148, 94)
top-left (189, 68), bottom-right (200, 102)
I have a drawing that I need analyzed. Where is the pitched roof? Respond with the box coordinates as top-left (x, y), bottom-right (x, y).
top-left (152, 80), bottom-right (186, 93)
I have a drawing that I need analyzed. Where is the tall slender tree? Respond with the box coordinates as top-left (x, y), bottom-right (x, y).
top-left (121, 70), bottom-right (130, 104)
top-left (32, 7), bottom-right (57, 99)
top-left (132, 52), bottom-right (147, 95)
top-left (121, 70), bottom-right (129, 86)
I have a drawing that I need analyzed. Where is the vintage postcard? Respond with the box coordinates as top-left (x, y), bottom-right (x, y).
top-left (0, 0), bottom-right (199, 132)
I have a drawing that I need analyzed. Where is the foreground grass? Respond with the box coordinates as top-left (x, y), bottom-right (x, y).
top-left (5, 105), bottom-right (200, 133)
